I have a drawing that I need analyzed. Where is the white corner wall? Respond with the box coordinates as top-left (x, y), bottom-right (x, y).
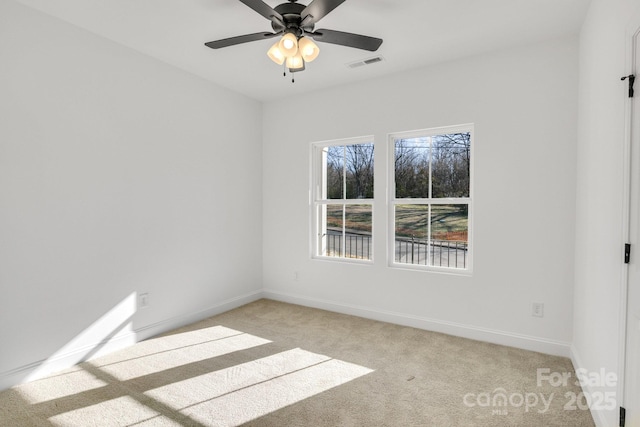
top-left (574, 0), bottom-right (640, 426)
top-left (0, 1), bottom-right (263, 390)
top-left (263, 37), bottom-right (579, 356)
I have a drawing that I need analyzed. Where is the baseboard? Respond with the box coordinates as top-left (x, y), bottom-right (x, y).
top-left (1, 288), bottom-right (572, 392)
top-left (0, 290), bottom-right (263, 392)
top-left (263, 288), bottom-right (572, 358)
top-left (134, 290), bottom-right (264, 342)
top-left (0, 328), bottom-right (137, 392)
top-left (570, 344), bottom-right (613, 427)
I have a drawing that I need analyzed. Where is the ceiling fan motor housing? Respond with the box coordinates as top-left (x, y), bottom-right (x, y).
top-left (272, 2), bottom-right (314, 34)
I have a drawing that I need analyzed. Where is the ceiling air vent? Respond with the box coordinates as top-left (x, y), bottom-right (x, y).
top-left (347, 56), bottom-right (385, 69)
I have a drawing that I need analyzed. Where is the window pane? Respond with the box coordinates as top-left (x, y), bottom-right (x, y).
top-left (323, 204), bottom-right (344, 257)
top-left (395, 138), bottom-right (430, 198)
top-left (345, 204), bottom-right (372, 260)
top-left (325, 146), bottom-right (344, 199)
top-left (315, 140), bottom-right (375, 261)
top-left (345, 143), bottom-right (374, 199)
top-left (394, 204), bottom-right (429, 264)
top-left (389, 126), bottom-right (471, 271)
top-left (430, 204), bottom-right (468, 269)
top-left (431, 133), bottom-right (471, 198)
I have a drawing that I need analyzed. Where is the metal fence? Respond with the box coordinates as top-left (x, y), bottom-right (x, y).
top-left (325, 231), bottom-right (372, 260)
top-left (394, 236), bottom-right (467, 269)
top-left (324, 231), bottom-right (467, 269)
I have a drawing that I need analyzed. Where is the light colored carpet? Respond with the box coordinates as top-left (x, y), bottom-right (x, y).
top-left (0, 299), bottom-right (595, 426)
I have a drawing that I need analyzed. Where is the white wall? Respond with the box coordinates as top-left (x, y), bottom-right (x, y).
top-left (574, 0), bottom-right (640, 426)
top-left (0, 1), bottom-right (263, 389)
top-left (263, 37), bottom-right (579, 356)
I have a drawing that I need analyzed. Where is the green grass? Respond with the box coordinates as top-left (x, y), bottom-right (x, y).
top-left (326, 204), bottom-right (372, 234)
top-left (395, 204), bottom-right (468, 241)
top-left (324, 203), bottom-right (468, 241)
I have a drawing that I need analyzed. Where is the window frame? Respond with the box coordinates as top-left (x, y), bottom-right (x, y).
top-left (310, 136), bottom-right (375, 264)
top-left (387, 124), bottom-right (474, 274)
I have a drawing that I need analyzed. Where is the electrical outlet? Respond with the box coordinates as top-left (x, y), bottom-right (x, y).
top-left (139, 293), bottom-right (149, 309)
top-left (293, 271), bottom-right (299, 281)
top-left (532, 302), bottom-right (544, 318)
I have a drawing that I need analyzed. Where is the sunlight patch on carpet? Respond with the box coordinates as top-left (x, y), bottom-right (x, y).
top-left (144, 348), bottom-right (330, 408)
top-left (91, 326), bottom-right (249, 367)
top-left (16, 368), bottom-right (108, 404)
top-left (94, 332), bottom-right (272, 381)
top-left (14, 325), bottom-right (372, 427)
top-left (48, 395), bottom-right (169, 427)
top-left (146, 348), bottom-right (374, 427)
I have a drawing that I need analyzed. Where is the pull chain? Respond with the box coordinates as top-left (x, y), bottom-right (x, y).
top-left (281, 64), bottom-right (296, 83)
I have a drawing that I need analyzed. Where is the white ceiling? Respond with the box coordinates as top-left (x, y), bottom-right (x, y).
top-left (14, 0), bottom-right (591, 102)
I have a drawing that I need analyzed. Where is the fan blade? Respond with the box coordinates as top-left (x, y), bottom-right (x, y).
top-left (310, 29), bottom-right (383, 51)
top-left (301, 0), bottom-right (346, 26)
top-left (205, 32), bottom-right (279, 49)
top-left (238, 0), bottom-right (283, 22)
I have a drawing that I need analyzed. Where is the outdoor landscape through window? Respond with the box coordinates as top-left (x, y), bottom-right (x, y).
top-left (314, 141), bottom-right (374, 261)
top-left (392, 130), bottom-right (471, 270)
top-left (312, 126), bottom-right (472, 271)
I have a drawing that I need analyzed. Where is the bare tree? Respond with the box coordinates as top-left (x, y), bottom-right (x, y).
top-left (432, 133), bottom-right (470, 198)
top-left (325, 146), bottom-right (343, 199)
top-left (325, 144), bottom-right (374, 199)
top-left (394, 139), bottom-right (429, 198)
top-left (345, 143), bottom-right (374, 199)
top-left (394, 133), bottom-right (470, 199)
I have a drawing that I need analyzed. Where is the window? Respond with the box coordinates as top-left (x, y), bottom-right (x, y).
top-left (311, 137), bottom-right (374, 261)
top-left (389, 125), bottom-right (472, 271)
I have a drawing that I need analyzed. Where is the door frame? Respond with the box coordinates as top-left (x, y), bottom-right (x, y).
top-left (620, 11), bottom-right (640, 416)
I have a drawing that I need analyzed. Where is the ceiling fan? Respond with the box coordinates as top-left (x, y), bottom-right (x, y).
top-left (205, 0), bottom-right (383, 78)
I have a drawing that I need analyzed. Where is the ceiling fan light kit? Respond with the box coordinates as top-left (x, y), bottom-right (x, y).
top-left (286, 54), bottom-right (304, 69)
top-left (278, 32), bottom-right (299, 57)
top-left (267, 42), bottom-right (286, 65)
top-left (298, 37), bottom-right (320, 61)
top-left (205, 0), bottom-right (383, 82)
